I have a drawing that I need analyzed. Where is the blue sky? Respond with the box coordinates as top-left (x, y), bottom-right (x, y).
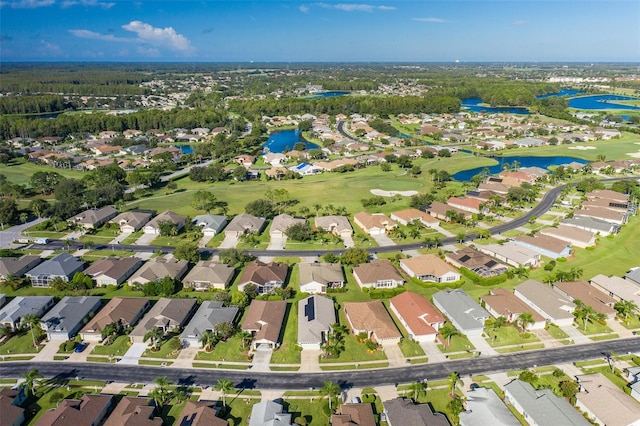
top-left (1, 0), bottom-right (638, 62)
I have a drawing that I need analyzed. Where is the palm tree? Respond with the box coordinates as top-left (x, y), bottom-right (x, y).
top-left (492, 316), bottom-right (508, 331)
top-left (322, 381), bottom-right (341, 411)
top-left (151, 376), bottom-right (173, 409)
top-left (22, 369), bottom-right (42, 396)
top-left (614, 300), bottom-right (638, 325)
top-left (574, 302), bottom-right (606, 332)
top-left (144, 327), bottom-right (164, 351)
top-left (516, 312), bottom-right (535, 333)
top-left (409, 381), bottom-right (427, 401)
top-left (238, 330), bottom-right (252, 351)
top-left (102, 322), bottom-right (119, 345)
top-left (21, 314), bottom-right (41, 349)
top-left (448, 371), bottom-right (461, 395)
top-left (199, 330), bottom-right (216, 352)
top-left (215, 379), bottom-right (234, 408)
top-left (439, 324), bottom-right (459, 345)
top-left (514, 266), bottom-right (529, 279)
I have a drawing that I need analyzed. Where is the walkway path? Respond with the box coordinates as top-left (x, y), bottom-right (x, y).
top-left (0, 218), bottom-right (46, 248)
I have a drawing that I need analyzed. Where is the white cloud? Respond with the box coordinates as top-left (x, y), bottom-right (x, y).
top-left (122, 20), bottom-right (192, 52)
top-left (39, 39), bottom-right (63, 56)
top-left (314, 2), bottom-right (395, 12)
top-left (68, 29), bottom-right (130, 42)
top-left (413, 17), bottom-right (449, 23)
top-left (512, 20), bottom-right (526, 26)
top-left (61, 0), bottom-right (115, 9)
top-left (136, 46), bottom-right (160, 57)
top-left (0, 0), bottom-right (54, 8)
top-left (299, 4), bottom-right (309, 13)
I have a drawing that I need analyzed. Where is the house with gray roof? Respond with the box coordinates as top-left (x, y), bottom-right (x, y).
top-left (40, 296), bottom-right (102, 340)
top-left (590, 274), bottom-right (640, 307)
top-left (67, 205), bottom-right (117, 229)
top-left (26, 253), bottom-right (85, 288)
top-left (0, 256), bottom-right (41, 281)
top-left (224, 213), bottom-right (266, 237)
top-left (270, 214), bottom-right (305, 238)
top-left (514, 279), bottom-right (575, 327)
top-left (562, 216), bottom-right (620, 236)
top-left (314, 215), bottom-right (353, 237)
top-left (0, 296), bottom-right (55, 330)
top-left (383, 398), bottom-right (450, 426)
top-left (192, 215), bottom-right (227, 237)
top-left (143, 211), bottom-right (187, 235)
top-left (83, 257), bottom-right (143, 287)
top-left (180, 301), bottom-right (239, 347)
top-left (477, 242), bottom-right (540, 268)
top-left (432, 290), bottom-right (490, 336)
top-left (183, 261), bottom-right (235, 291)
top-left (459, 387), bottom-right (520, 426)
top-left (130, 298), bottom-right (198, 344)
top-left (297, 295), bottom-right (336, 349)
top-left (248, 400), bottom-right (292, 426)
top-left (504, 380), bottom-right (590, 426)
top-left (110, 211), bottom-right (153, 233)
top-left (513, 234), bottom-right (572, 260)
top-left (127, 257), bottom-right (189, 286)
top-left (626, 268), bottom-right (640, 285)
top-left (298, 262), bottom-right (345, 294)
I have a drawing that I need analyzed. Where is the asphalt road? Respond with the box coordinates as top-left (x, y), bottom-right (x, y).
top-left (3, 338), bottom-right (640, 390)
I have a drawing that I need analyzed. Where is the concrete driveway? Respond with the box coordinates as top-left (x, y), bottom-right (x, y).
top-left (251, 345), bottom-right (273, 372)
top-left (109, 231), bottom-right (131, 245)
top-left (267, 235), bottom-right (287, 250)
top-left (134, 233), bottom-right (157, 245)
top-left (219, 235), bottom-right (238, 249)
top-left (371, 233), bottom-right (396, 246)
top-left (341, 234), bottom-right (355, 248)
top-left (119, 343), bottom-right (148, 365)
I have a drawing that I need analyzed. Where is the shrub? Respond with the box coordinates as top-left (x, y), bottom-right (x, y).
top-left (459, 268), bottom-right (507, 286)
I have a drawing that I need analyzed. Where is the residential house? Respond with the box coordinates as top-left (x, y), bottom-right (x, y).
top-left (248, 400), bottom-right (292, 426)
top-left (627, 268), bottom-right (640, 285)
top-left (478, 242), bottom-right (540, 268)
top-left (575, 373), bottom-right (640, 426)
top-left (289, 162), bottom-right (322, 176)
top-left (241, 300), bottom-right (287, 350)
top-left (26, 253), bottom-right (85, 288)
top-left (432, 290), bottom-right (490, 337)
top-left (298, 262), bottom-right (345, 294)
top-left (237, 260), bottom-right (288, 294)
top-left (192, 215), bottom-right (227, 237)
top-left (67, 206), bottom-right (118, 230)
top-left (590, 274), bottom-right (640, 306)
top-left (480, 288), bottom-right (546, 330)
top-left (585, 189), bottom-right (630, 204)
top-left (110, 211), bottom-right (152, 233)
top-left (0, 296), bottom-right (55, 330)
top-left (180, 301), bottom-right (239, 348)
top-left (553, 281), bottom-right (617, 320)
top-left (234, 154), bottom-right (256, 168)
top-left (582, 197), bottom-right (629, 213)
top-left (315, 215), bottom-right (353, 237)
top-left (514, 280), bottom-right (575, 327)
top-left (40, 296), bottom-right (102, 340)
top-left (513, 234), bottom-right (572, 259)
top-left (127, 257), bottom-right (189, 286)
top-left (130, 298), bottom-right (198, 344)
top-left (574, 207), bottom-right (628, 225)
top-left (224, 213), bottom-right (266, 237)
top-left (504, 380), bottom-right (590, 426)
top-left (0, 388), bottom-right (25, 426)
top-left (353, 212), bottom-right (397, 235)
top-left (389, 291), bottom-right (445, 342)
top-left (183, 261), bottom-right (235, 291)
top-left (176, 401), bottom-right (227, 426)
top-left (83, 257), bottom-right (143, 287)
top-left (143, 211), bottom-right (187, 235)
top-left (270, 214), bottom-right (306, 238)
top-left (539, 225), bottom-right (597, 249)
top-left (352, 259), bottom-right (404, 289)
top-left (80, 297), bottom-right (150, 341)
top-left (383, 398), bottom-right (450, 426)
top-left (513, 137), bottom-right (545, 148)
top-left (343, 301), bottom-right (401, 343)
top-left (426, 201), bottom-right (473, 222)
top-left (459, 387), bottom-right (521, 426)
top-left (447, 197), bottom-right (485, 214)
top-left (331, 403), bottom-right (376, 426)
top-left (562, 216), bottom-right (620, 237)
top-left (263, 152), bottom-right (287, 167)
top-left (400, 254), bottom-right (461, 284)
top-left (0, 255), bottom-right (41, 281)
top-left (104, 397), bottom-right (162, 426)
top-left (34, 394), bottom-right (113, 426)
top-left (390, 208), bottom-right (440, 227)
top-left (297, 295), bottom-right (336, 349)
top-left (445, 247), bottom-right (508, 278)
top-left (626, 366), bottom-right (640, 403)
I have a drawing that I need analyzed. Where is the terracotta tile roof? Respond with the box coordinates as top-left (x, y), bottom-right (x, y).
top-left (390, 291), bottom-right (444, 336)
top-left (400, 254), bottom-right (457, 278)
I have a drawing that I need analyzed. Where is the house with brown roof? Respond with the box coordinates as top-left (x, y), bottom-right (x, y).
top-left (35, 394), bottom-right (113, 426)
top-left (553, 281), bottom-right (617, 320)
top-left (390, 208), bottom-right (439, 227)
top-left (352, 259), bottom-right (404, 289)
top-left (590, 274), bottom-right (640, 306)
top-left (574, 207), bottom-right (628, 225)
top-left (514, 280), bottom-right (575, 327)
top-left (130, 298), bottom-right (198, 344)
top-left (0, 255), bottom-right (41, 281)
top-left (315, 215), bottom-right (353, 237)
top-left (67, 206), bottom-right (118, 230)
top-left (426, 201), bottom-right (473, 222)
top-left (343, 301), bottom-right (401, 343)
top-left (104, 397), bottom-right (162, 426)
top-left (513, 234), bottom-right (572, 259)
top-left (127, 257), bottom-right (189, 286)
top-left (389, 291), bottom-right (445, 342)
top-left (447, 197), bottom-right (485, 214)
top-left (270, 214), bottom-right (306, 238)
top-left (331, 403), bottom-right (376, 426)
top-left (383, 398), bottom-right (450, 426)
top-left (575, 373), bottom-right (640, 426)
top-left (80, 297), bottom-right (150, 341)
top-left (241, 300), bottom-right (287, 350)
top-left (400, 254), bottom-right (460, 284)
top-left (582, 197), bottom-right (629, 212)
top-left (445, 247), bottom-right (508, 277)
top-left (143, 211), bottom-right (187, 235)
top-left (477, 242), bottom-right (540, 268)
top-left (224, 213), bottom-right (266, 237)
top-left (353, 212), bottom-right (397, 235)
top-left (183, 261), bottom-right (235, 291)
top-left (233, 154), bottom-right (256, 168)
top-left (298, 262), bottom-right (345, 294)
top-left (0, 388), bottom-right (25, 426)
top-left (237, 260), bottom-right (288, 294)
top-left (585, 189), bottom-right (630, 204)
top-left (84, 257), bottom-right (143, 287)
top-left (480, 288), bottom-right (546, 329)
top-left (110, 211), bottom-right (153, 233)
top-left (539, 225), bottom-right (596, 249)
top-left (177, 401), bottom-right (226, 426)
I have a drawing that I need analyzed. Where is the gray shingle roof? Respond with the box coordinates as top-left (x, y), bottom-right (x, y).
top-left (25, 253), bottom-right (84, 280)
top-left (432, 290), bottom-right (489, 334)
top-left (297, 295), bottom-right (336, 346)
top-left (459, 387), bottom-right (520, 426)
top-left (40, 296), bottom-right (102, 337)
top-left (180, 301), bottom-right (239, 342)
top-left (192, 215), bottom-right (227, 233)
top-left (0, 296), bottom-right (55, 327)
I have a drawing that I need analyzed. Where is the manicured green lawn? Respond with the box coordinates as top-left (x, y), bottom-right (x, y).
top-left (0, 332), bottom-right (40, 354)
top-left (319, 331), bottom-right (387, 364)
top-left (485, 326), bottom-right (540, 347)
top-left (121, 231), bottom-right (143, 244)
top-left (223, 398), bottom-right (261, 426)
top-left (195, 334), bottom-right (252, 363)
top-left (2, 157), bottom-right (85, 186)
top-left (545, 324), bottom-right (570, 339)
top-left (398, 337), bottom-right (426, 357)
top-left (437, 333), bottom-right (475, 353)
top-left (269, 302), bottom-right (301, 365)
top-left (283, 398), bottom-right (331, 426)
top-left (575, 320), bottom-right (613, 336)
top-left (142, 336), bottom-right (180, 359)
top-left (90, 335), bottom-right (131, 356)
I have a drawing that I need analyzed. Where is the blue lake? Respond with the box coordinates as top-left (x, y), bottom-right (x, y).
top-left (452, 155), bottom-right (587, 181)
top-left (568, 94), bottom-right (640, 111)
top-left (308, 91), bottom-right (350, 99)
top-left (176, 145), bottom-right (193, 154)
top-left (263, 129), bottom-right (320, 153)
top-left (461, 98), bottom-right (530, 115)
top-left (536, 88), bottom-right (584, 99)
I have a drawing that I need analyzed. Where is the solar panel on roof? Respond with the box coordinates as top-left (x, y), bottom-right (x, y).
top-left (304, 298), bottom-right (315, 321)
top-left (459, 255), bottom-right (471, 262)
top-left (485, 260), bottom-right (497, 268)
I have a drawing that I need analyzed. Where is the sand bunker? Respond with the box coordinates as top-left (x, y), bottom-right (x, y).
top-left (628, 152), bottom-right (640, 158)
top-left (370, 189), bottom-right (419, 197)
top-left (568, 146), bottom-right (596, 150)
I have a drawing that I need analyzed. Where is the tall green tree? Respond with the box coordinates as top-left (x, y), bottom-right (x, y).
top-left (215, 379), bottom-right (234, 408)
top-left (322, 381), bottom-right (341, 411)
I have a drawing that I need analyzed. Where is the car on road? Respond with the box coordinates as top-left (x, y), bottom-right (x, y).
top-left (74, 342), bottom-right (88, 353)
